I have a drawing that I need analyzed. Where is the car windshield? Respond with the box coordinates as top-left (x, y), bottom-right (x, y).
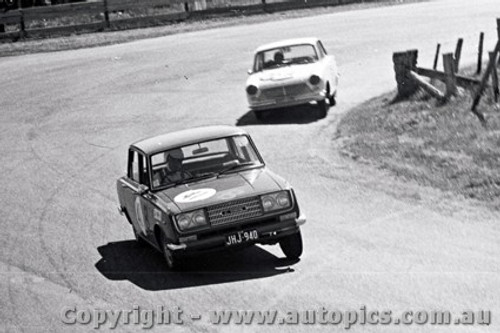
top-left (150, 135), bottom-right (263, 189)
top-left (253, 44), bottom-right (318, 72)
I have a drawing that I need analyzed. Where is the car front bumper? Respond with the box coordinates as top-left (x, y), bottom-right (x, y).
top-left (248, 92), bottom-right (326, 111)
top-left (247, 80), bottom-right (327, 111)
top-left (166, 213), bottom-right (306, 253)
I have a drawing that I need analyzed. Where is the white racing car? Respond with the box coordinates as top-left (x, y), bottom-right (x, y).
top-left (245, 37), bottom-right (339, 119)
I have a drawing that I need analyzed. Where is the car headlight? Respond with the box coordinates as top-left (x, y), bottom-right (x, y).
top-left (260, 191), bottom-right (291, 212)
top-left (175, 209), bottom-right (208, 231)
top-left (309, 75), bottom-right (320, 85)
top-left (246, 85), bottom-right (258, 95)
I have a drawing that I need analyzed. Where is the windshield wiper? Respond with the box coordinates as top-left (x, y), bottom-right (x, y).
top-left (188, 172), bottom-right (219, 182)
top-left (217, 162), bottom-right (257, 177)
top-left (158, 174), bottom-right (199, 189)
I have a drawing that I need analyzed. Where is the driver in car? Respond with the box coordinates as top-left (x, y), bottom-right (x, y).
top-left (155, 149), bottom-right (192, 185)
top-left (274, 51), bottom-right (284, 64)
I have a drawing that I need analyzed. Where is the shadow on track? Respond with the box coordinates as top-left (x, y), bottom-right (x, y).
top-left (236, 104), bottom-right (326, 126)
top-left (95, 240), bottom-right (297, 291)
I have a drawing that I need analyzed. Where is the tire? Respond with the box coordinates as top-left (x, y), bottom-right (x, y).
top-left (279, 231), bottom-right (303, 259)
top-left (132, 226), bottom-right (148, 247)
top-left (160, 232), bottom-right (179, 270)
top-left (317, 99), bottom-right (328, 118)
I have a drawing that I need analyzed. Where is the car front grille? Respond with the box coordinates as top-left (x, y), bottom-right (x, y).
top-left (261, 83), bottom-right (311, 99)
top-left (207, 197), bottom-right (263, 227)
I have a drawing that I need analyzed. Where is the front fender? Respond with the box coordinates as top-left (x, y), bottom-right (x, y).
top-left (153, 213), bottom-right (178, 250)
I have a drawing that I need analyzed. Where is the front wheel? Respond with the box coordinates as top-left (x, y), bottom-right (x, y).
top-left (317, 99), bottom-right (328, 118)
top-left (329, 92), bottom-right (336, 106)
top-left (279, 231), bottom-right (303, 259)
top-left (160, 232), bottom-right (180, 270)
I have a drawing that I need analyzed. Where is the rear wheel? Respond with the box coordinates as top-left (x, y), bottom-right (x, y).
top-left (279, 231), bottom-right (303, 259)
top-left (160, 232), bottom-right (179, 270)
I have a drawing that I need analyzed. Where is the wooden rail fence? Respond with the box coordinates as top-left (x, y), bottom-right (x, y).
top-left (393, 18), bottom-right (500, 125)
top-left (0, 0), bottom-right (394, 39)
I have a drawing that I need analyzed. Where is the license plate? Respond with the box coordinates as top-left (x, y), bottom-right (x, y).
top-left (225, 230), bottom-right (258, 246)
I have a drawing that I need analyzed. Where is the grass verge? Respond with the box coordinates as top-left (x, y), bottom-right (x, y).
top-left (337, 67), bottom-right (500, 209)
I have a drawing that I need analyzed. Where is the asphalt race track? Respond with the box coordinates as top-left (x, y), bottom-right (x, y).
top-left (1, 0), bottom-right (499, 332)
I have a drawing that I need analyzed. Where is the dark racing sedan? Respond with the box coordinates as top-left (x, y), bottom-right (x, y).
top-left (116, 125), bottom-right (306, 269)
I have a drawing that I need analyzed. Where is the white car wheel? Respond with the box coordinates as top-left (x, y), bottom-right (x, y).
top-left (318, 99), bottom-right (328, 118)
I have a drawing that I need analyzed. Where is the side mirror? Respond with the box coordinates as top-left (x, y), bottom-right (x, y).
top-left (137, 184), bottom-right (150, 195)
top-left (247, 69), bottom-right (253, 75)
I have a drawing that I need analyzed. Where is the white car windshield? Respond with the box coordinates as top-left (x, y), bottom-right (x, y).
top-left (150, 135), bottom-right (263, 189)
top-left (254, 44), bottom-right (318, 72)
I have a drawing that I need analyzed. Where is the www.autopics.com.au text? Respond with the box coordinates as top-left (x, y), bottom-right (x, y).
top-left (60, 305), bottom-right (492, 329)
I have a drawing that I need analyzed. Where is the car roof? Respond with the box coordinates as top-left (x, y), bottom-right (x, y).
top-left (254, 37), bottom-right (320, 53)
top-left (131, 125), bottom-right (249, 155)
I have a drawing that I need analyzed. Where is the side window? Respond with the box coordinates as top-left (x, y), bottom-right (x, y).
top-left (254, 53), bottom-right (263, 72)
top-left (128, 150), bottom-right (149, 185)
top-left (129, 150), bottom-right (140, 182)
top-left (139, 153), bottom-right (149, 186)
top-left (233, 136), bottom-right (260, 162)
top-left (316, 42), bottom-right (323, 58)
top-left (318, 41), bottom-right (328, 56)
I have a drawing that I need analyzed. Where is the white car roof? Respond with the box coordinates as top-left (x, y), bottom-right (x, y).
top-left (254, 37), bottom-right (320, 53)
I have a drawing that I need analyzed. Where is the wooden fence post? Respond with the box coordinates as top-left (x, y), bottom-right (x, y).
top-left (103, 0), bottom-right (110, 29)
top-left (15, 0), bottom-right (25, 39)
top-left (498, 18), bottom-right (500, 66)
top-left (433, 43), bottom-right (441, 70)
top-left (19, 10), bottom-right (25, 39)
top-left (472, 41), bottom-right (500, 111)
top-left (490, 52), bottom-right (499, 102)
top-left (454, 38), bottom-right (463, 72)
top-left (443, 53), bottom-right (457, 98)
top-left (472, 20), bottom-right (500, 112)
top-left (477, 32), bottom-right (484, 74)
top-left (407, 49), bottom-right (418, 69)
top-left (431, 43), bottom-right (440, 85)
top-left (393, 49), bottom-right (419, 99)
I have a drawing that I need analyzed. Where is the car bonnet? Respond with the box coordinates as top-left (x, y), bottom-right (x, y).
top-left (154, 168), bottom-right (287, 213)
top-left (248, 62), bottom-right (321, 85)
